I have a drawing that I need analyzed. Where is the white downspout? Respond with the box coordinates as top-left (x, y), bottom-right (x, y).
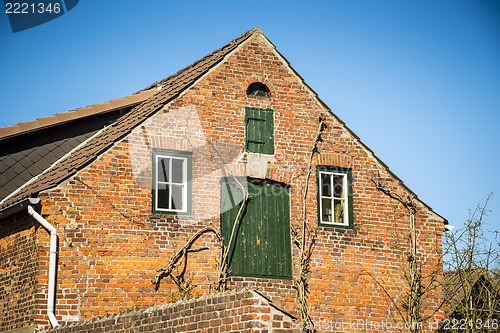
top-left (27, 205), bottom-right (60, 327)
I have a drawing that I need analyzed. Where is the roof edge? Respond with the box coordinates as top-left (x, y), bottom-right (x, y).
top-left (0, 197), bottom-right (40, 220)
top-left (0, 28), bottom-right (258, 209)
top-left (0, 88), bottom-right (157, 141)
top-left (142, 28), bottom-right (262, 91)
top-left (0, 28), bottom-right (446, 224)
top-left (254, 31), bottom-right (447, 224)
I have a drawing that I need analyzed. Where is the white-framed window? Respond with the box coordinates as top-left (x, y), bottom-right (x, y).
top-left (153, 150), bottom-right (192, 215)
top-left (317, 167), bottom-right (353, 228)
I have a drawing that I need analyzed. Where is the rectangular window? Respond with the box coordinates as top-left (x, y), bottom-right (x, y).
top-left (317, 166), bottom-right (353, 228)
top-left (153, 149), bottom-right (192, 215)
top-left (245, 107), bottom-right (274, 154)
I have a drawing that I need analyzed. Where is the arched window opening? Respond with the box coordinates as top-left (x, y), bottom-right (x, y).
top-left (246, 82), bottom-right (270, 98)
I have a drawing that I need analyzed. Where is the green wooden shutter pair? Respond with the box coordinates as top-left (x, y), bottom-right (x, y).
top-left (221, 181), bottom-right (292, 279)
top-left (245, 107), bottom-right (274, 154)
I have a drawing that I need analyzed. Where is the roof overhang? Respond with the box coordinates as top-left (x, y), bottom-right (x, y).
top-left (0, 197), bottom-right (40, 221)
top-left (0, 89), bottom-right (157, 140)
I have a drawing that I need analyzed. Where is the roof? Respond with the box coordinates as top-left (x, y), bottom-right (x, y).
top-left (0, 28), bottom-right (257, 209)
top-left (443, 268), bottom-right (499, 317)
top-left (0, 89), bottom-right (157, 140)
top-left (0, 28), bottom-right (447, 223)
top-left (0, 89), bottom-right (156, 203)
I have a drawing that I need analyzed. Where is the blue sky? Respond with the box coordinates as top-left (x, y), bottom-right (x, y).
top-left (1, 1), bottom-right (499, 249)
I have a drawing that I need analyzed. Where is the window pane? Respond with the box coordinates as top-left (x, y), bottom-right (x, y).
top-left (171, 159), bottom-right (184, 183)
top-left (171, 185), bottom-right (184, 210)
top-left (334, 199), bottom-right (345, 224)
top-left (157, 183), bottom-right (169, 209)
top-left (333, 175), bottom-right (344, 198)
top-left (158, 158), bottom-right (170, 182)
top-left (321, 173), bottom-right (331, 197)
top-left (321, 198), bottom-right (332, 222)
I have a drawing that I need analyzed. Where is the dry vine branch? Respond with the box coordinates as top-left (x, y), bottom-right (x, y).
top-left (152, 226), bottom-right (221, 296)
top-left (152, 175), bottom-right (250, 297)
top-left (371, 179), bottom-right (424, 333)
top-left (214, 176), bottom-right (250, 292)
top-left (292, 227), bottom-right (317, 332)
top-left (292, 114), bottom-right (326, 333)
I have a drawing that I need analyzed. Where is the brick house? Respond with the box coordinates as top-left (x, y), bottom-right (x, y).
top-left (0, 28), bottom-right (447, 332)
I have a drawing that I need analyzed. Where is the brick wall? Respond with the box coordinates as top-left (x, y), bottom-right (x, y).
top-left (41, 289), bottom-right (295, 333)
top-left (0, 213), bottom-right (38, 332)
top-left (1, 33), bottom-right (445, 332)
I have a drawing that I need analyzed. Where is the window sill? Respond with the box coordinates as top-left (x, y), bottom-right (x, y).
top-left (318, 222), bottom-right (353, 229)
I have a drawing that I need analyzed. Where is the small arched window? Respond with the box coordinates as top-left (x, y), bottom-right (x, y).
top-left (246, 82), bottom-right (270, 98)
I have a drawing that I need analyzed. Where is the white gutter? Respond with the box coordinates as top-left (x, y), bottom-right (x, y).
top-left (27, 205), bottom-right (60, 327)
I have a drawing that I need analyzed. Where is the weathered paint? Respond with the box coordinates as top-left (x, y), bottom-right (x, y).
top-left (221, 180), bottom-right (292, 279)
top-left (245, 107), bottom-right (274, 155)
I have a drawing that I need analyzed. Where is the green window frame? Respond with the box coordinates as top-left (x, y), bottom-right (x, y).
top-left (317, 166), bottom-right (353, 229)
top-left (152, 149), bottom-right (192, 215)
top-left (245, 107), bottom-right (274, 154)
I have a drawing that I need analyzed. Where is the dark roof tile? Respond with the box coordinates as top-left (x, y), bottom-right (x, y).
top-left (36, 157), bottom-right (52, 170)
top-left (27, 167), bottom-right (40, 177)
top-left (1, 155), bottom-right (17, 167)
top-left (2, 167), bottom-right (18, 180)
top-left (28, 163), bottom-right (44, 175)
top-left (1, 183), bottom-right (16, 197)
top-left (0, 127), bottom-right (103, 201)
top-left (27, 151), bottom-right (43, 163)
top-left (59, 140), bottom-right (74, 152)
top-left (20, 157), bottom-right (33, 169)
top-left (51, 146), bottom-right (66, 159)
top-left (43, 151), bottom-right (59, 163)
top-left (0, 174), bottom-right (9, 187)
top-left (11, 176), bottom-right (27, 188)
top-left (34, 145), bottom-right (50, 156)
top-left (66, 137), bottom-right (83, 147)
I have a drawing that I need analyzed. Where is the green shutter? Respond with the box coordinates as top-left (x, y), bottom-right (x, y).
top-left (221, 181), bottom-right (291, 279)
top-left (245, 107), bottom-right (274, 154)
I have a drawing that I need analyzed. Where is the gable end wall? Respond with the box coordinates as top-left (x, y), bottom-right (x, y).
top-left (1, 34), bottom-right (444, 332)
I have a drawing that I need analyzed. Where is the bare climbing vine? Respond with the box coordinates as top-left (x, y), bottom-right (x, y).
top-left (153, 112), bottom-right (329, 326)
top-left (370, 179), bottom-right (444, 332)
top-left (215, 177), bottom-right (250, 292)
top-left (152, 175), bottom-right (250, 298)
top-left (152, 226), bottom-right (219, 297)
top-left (292, 114), bottom-right (327, 333)
top-left (372, 179), bottom-right (422, 332)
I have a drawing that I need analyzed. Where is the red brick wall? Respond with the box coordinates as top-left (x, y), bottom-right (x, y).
top-left (2, 34), bottom-right (445, 332)
top-left (0, 213), bottom-right (39, 331)
top-left (41, 289), bottom-right (295, 333)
